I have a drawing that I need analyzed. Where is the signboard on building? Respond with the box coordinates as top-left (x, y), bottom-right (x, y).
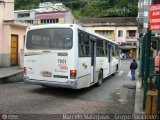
top-left (149, 4), bottom-right (160, 30)
top-left (35, 13), bottom-right (64, 19)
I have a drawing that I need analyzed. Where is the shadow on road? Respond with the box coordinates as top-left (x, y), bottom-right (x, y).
top-left (29, 74), bottom-right (115, 99)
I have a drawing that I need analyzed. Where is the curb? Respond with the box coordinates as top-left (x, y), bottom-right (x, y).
top-left (0, 71), bottom-right (24, 83)
top-left (134, 76), bottom-right (145, 114)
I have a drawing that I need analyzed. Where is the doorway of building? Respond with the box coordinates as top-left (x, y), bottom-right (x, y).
top-left (11, 35), bottom-right (18, 66)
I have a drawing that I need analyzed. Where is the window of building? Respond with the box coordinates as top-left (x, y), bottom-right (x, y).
top-left (150, 0), bottom-right (152, 5)
top-left (25, 20), bottom-right (33, 24)
top-left (127, 30), bottom-right (136, 38)
top-left (144, 0), bottom-right (150, 5)
top-left (144, 11), bottom-right (148, 17)
top-left (140, 2), bottom-right (143, 7)
top-left (118, 30), bottom-right (123, 37)
top-left (50, 19), bottom-right (53, 23)
top-left (41, 19), bottom-right (44, 24)
top-left (144, 0), bottom-right (152, 5)
top-left (18, 13), bottom-right (30, 18)
top-left (56, 19), bottom-right (59, 23)
top-left (95, 30), bottom-right (113, 36)
top-left (153, 0), bottom-right (160, 4)
top-left (138, 13), bottom-right (144, 18)
top-left (47, 19), bottom-right (50, 23)
top-left (143, 23), bottom-right (148, 28)
top-left (133, 43), bottom-right (137, 47)
top-left (40, 19), bottom-right (59, 24)
top-left (40, 19), bottom-right (46, 24)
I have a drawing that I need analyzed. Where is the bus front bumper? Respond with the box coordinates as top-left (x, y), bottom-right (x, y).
top-left (24, 77), bottom-right (78, 89)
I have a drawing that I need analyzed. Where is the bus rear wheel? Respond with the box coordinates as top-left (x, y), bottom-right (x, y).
top-left (96, 70), bottom-right (103, 87)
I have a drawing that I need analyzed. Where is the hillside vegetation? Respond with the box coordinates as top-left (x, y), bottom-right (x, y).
top-left (15, 0), bottom-right (138, 19)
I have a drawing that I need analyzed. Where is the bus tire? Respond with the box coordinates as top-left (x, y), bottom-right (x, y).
top-left (96, 70), bottom-right (103, 87)
top-left (116, 64), bottom-right (119, 71)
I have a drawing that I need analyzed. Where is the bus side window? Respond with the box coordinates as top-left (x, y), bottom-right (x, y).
top-left (115, 45), bottom-right (119, 57)
top-left (112, 45), bottom-right (116, 56)
top-left (105, 41), bottom-right (108, 56)
top-left (83, 33), bottom-right (90, 56)
top-left (78, 30), bottom-right (90, 57)
top-left (79, 31), bottom-right (84, 56)
top-left (96, 39), bottom-right (105, 57)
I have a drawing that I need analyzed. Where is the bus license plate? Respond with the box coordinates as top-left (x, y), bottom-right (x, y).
top-left (40, 71), bottom-right (52, 77)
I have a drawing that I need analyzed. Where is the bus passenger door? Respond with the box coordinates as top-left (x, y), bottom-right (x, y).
top-left (108, 44), bottom-right (112, 75)
top-left (90, 41), bottom-right (96, 83)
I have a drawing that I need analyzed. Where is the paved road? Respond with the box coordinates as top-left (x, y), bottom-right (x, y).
top-left (0, 60), bottom-right (136, 119)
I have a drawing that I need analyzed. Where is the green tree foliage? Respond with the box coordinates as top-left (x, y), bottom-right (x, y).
top-left (15, 0), bottom-right (138, 19)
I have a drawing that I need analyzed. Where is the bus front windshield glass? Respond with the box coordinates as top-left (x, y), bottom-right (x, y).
top-left (26, 28), bottom-right (73, 50)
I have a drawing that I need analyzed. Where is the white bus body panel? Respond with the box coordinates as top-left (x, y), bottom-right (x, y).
top-left (96, 57), bottom-right (109, 78)
top-left (24, 25), bottom-right (78, 89)
top-left (77, 58), bottom-right (91, 88)
top-left (24, 50), bottom-right (78, 88)
top-left (112, 57), bottom-right (119, 74)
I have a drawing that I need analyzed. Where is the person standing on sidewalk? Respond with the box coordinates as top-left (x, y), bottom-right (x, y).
top-left (130, 59), bottom-right (138, 80)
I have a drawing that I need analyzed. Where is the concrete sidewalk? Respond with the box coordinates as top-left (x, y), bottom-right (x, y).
top-left (133, 59), bottom-right (145, 114)
top-left (0, 66), bottom-right (23, 82)
top-left (134, 76), bottom-right (144, 114)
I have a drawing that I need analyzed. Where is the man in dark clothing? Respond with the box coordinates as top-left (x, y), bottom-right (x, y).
top-left (130, 59), bottom-right (138, 80)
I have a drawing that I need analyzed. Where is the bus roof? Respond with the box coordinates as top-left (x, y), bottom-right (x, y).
top-left (27, 24), bottom-right (119, 45)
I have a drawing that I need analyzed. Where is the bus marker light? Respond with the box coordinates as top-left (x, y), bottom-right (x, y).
top-left (70, 70), bottom-right (76, 79)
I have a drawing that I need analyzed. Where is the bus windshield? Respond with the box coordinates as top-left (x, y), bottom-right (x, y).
top-left (26, 28), bottom-right (73, 50)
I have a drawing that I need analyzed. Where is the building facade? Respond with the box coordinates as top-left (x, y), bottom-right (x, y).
top-left (138, 0), bottom-right (160, 60)
top-left (14, 2), bottom-right (77, 25)
top-left (14, 10), bottom-right (36, 24)
top-left (138, 0), bottom-right (152, 35)
top-left (0, 0), bottom-right (30, 67)
top-left (0, 2), bottom-right (77, 67)
top-left (138, 0), bottom-right (160, 35)
top-left (80, 17), bottom-right (138, 58)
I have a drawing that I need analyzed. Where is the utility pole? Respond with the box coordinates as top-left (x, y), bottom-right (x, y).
top-left (142, 28), bottom-right (151, 110)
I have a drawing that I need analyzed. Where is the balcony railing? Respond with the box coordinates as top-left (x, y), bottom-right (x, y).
top-left (126, 36), bottom-right (137, 42)
top-left (126, 36), bottom-right (136, 39)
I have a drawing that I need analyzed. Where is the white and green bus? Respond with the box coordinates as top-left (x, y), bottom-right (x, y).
top-left (24, 24), bottom-right (119, 89)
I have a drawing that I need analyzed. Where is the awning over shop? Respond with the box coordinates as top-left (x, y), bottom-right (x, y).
top-left (119, 45), bottom-right (137, 50)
